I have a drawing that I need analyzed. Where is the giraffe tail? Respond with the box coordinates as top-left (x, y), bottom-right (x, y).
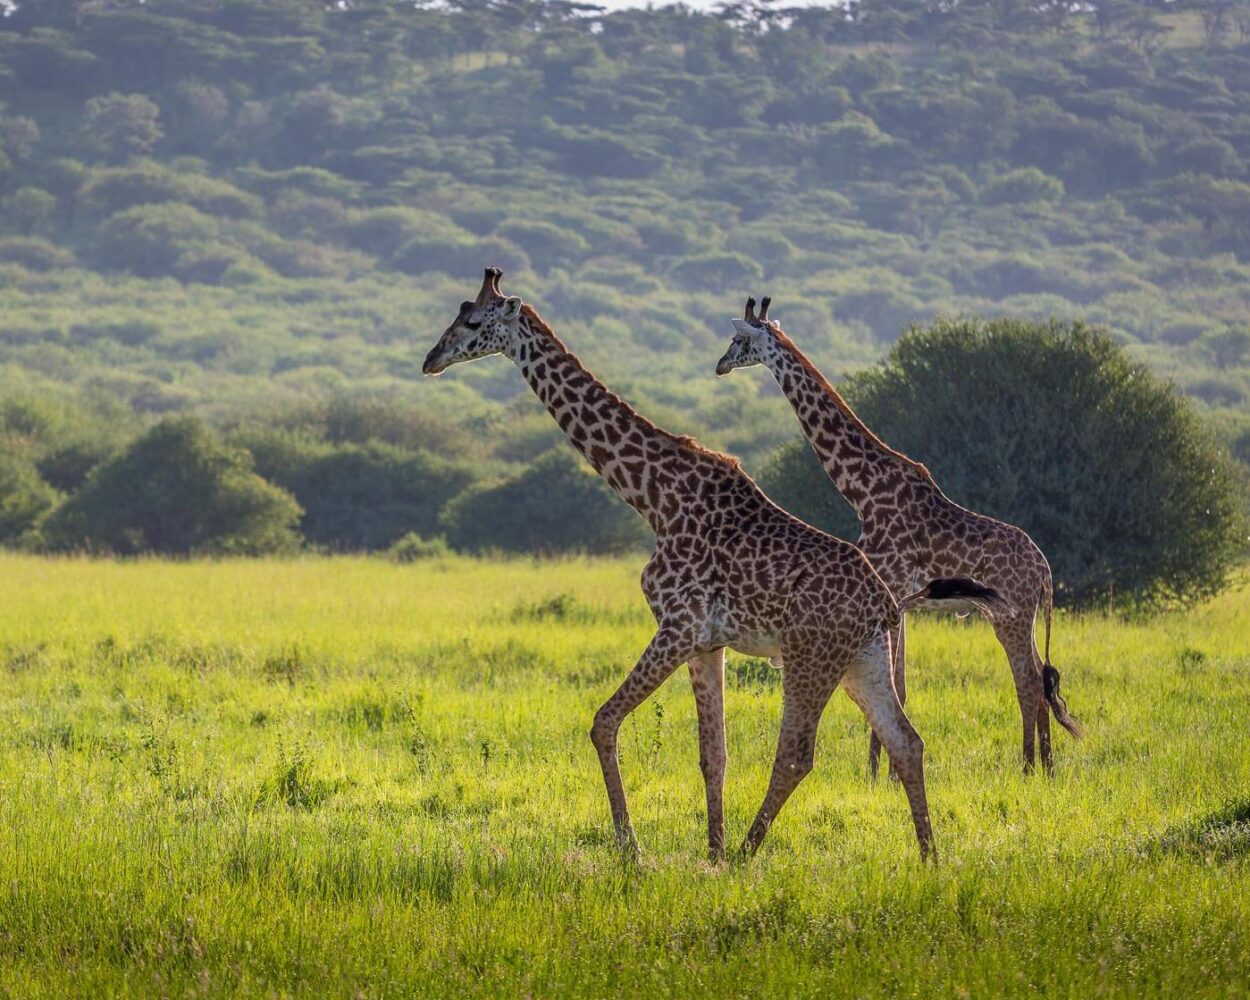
top-left (1040, 574), bottom-right (1083, 739)
top-left (898, 576), bottom-right (1013, 622)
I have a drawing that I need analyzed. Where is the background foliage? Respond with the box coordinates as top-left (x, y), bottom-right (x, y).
top-left (0, 0), bottom-right (1248, 603)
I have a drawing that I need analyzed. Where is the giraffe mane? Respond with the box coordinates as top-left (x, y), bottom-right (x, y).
top-left (522, 304), bottom-right (744, 473)
top-left (770, 326), bottom-right (934, 483)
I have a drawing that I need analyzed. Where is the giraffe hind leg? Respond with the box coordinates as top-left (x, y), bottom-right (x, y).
top-left (994, 620), bottom-right (1043, 774)
top-left (868, 616), bottom-right (905, 781)
top-left (688, 649), bottom-right (727, 861)
top-left (843, 630), bottom-right (934, 860)
top-left (741, 667), bottom-right (836, 858)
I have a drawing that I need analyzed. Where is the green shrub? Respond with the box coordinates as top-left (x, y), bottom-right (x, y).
top-left (0, 454), bottom-right (60, 544)
top-left (440, 450), bottom-right (649, 556)
top-left (981, 168), bottom-right (1066, 205)
top-left (44, 417), bottom-right (301, 556)
top-left (0, 237), bottom-right (74, 271)
top-left (243, 432), bottom-right (478, 551)
top-left (494, 220), bottom-right (589, 272)
top-left (93, 203), bottom-right (218, 277)
top-left (387, 532), bottom-right (451, 563)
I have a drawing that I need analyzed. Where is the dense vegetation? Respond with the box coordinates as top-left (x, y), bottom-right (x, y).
top-left (1, 1), bottom-right (1248, 595)
top-left (2, 554), bottom-right (1249, 996)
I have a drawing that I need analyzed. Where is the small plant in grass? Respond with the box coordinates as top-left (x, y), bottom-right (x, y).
top-left (510, 592), bottom-right (580, 622)
top-left (264, 735), bottom-right (338, 810)
top-left (262, 644), bottom-right (304, 687)
top-left (407, 722), bottom-right (433, 773)
top-left (388, 532), bottom-right (450, 563)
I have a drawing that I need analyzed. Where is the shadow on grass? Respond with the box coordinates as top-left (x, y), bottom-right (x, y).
top-left (1158, 798), bottom-right (1250, 861)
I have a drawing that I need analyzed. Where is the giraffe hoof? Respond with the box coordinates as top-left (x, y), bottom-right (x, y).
top-left (615, 830), bottom-right (641, 864)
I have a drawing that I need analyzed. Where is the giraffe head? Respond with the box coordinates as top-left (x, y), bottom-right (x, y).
top-left (422, 267), bottom-right (524, 375)
top-left (715, 296), bottom-right (781, 376)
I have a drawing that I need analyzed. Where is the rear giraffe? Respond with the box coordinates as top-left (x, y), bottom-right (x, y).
top-left (424, 269), bottom-right (997, 860)
top-left (716, 296), bottom-right (1082, 776)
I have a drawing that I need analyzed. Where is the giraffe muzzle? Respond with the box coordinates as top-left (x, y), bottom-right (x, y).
top-left (422, 348), bottom-right (449, 376)
top-left (715, 356), bottom-right (735, 377)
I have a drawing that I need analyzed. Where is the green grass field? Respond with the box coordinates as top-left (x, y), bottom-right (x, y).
top-left (1, 554), bottom-right (1248, 998)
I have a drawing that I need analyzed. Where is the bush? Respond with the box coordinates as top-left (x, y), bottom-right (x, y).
top-left (670, 252), bottom-right (764, 291)
top-left (78, 93), bottom-right (163, 163)
top-left (387, 532), bottom-right (450, 563)
top-left (93, 203), bottom-right (218, 277)
top-left (774, 318), bottom-right (1244, 609)
top-left (243, 433), bottom-right (478, 551)
top-left (494, 219), bottom-right (589, 272)
top-left (981, 168), bottom-right (1065, 206)
top-left (0, 453), bottom-right (60, 544)
top-left (43, 417), bottom-right (301, 555)
top-left (440, 450), bottom-right (649, 555)
top-left (0, 237), bottom-right (74, 271)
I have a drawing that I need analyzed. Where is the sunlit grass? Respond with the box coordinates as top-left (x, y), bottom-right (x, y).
top-left (1, 554), bottom-right (1248, 997)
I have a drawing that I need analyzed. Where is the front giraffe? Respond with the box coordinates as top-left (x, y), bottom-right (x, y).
top-left (716, 297), bottom-right (1082, 776)
top-left (425, 269), bottom-right (995, 860)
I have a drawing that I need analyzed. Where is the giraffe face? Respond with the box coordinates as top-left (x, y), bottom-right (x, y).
top-left (423, 270), bottom-right (523, 375)
top-left (716, 318), bottom-right (777, 376)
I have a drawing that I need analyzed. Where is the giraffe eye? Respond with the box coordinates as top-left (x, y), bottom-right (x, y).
top-left (464, 320), bottom-right (482, 332)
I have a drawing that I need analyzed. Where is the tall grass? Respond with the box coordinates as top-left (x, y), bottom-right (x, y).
top-left (1, 554), bottom-right (1248, 997)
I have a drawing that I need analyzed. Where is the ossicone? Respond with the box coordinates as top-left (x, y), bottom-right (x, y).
top-left (477, 266), bottom-right (503, 302)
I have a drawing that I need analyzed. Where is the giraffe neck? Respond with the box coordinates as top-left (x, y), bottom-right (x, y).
top-left (508, 307), bottom-right (736, 530)
top-left (766, 331), bottom-right (933, 522)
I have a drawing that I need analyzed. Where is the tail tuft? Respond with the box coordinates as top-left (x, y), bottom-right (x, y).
top-left (899, 576), bottom-right (1013, 621)
top-left (921, 576), bottom-right (999, 602)
top-left (1042, 663), bottom-right (1083, 739)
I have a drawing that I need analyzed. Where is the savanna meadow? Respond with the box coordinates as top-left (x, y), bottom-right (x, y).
top-left (1, 554), bottom-right (1249, 998)
top-left (5, 0), bottom-right (1250, 997)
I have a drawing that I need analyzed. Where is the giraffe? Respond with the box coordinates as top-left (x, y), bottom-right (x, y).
top-left (423, 269), bottom-right (998, 861)
top-left (716, 296), bottom-right (1082, 777)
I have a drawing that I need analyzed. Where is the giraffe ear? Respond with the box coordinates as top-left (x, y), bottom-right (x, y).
top-left (500, 296), bottom-right (522, 321)
top-left (731, 319), bottom-right (759, 336)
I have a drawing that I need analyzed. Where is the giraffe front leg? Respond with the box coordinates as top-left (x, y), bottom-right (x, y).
top-left (590, 626), bottom-right (694, 858)
top-left (688, 649), bottom-right (728, 862)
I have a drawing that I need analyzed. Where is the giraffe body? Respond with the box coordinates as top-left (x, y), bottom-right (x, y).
top-left (424, 270), bottom-right (960, 860)
top-left (717, 299), bottom-right (1081, 776)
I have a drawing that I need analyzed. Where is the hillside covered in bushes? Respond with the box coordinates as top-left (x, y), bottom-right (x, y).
top-left (0, 0), bottom-right (1248, 600)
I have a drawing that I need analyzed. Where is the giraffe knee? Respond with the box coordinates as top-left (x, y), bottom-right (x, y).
top-left (590, 709), bottom-right (617, 753)
top-left (889, 726), bottom-right (924, 769)
top-left (699, 752), bottom-right (725, 781)
top-left (782, 744), bottom-right (816, 782)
